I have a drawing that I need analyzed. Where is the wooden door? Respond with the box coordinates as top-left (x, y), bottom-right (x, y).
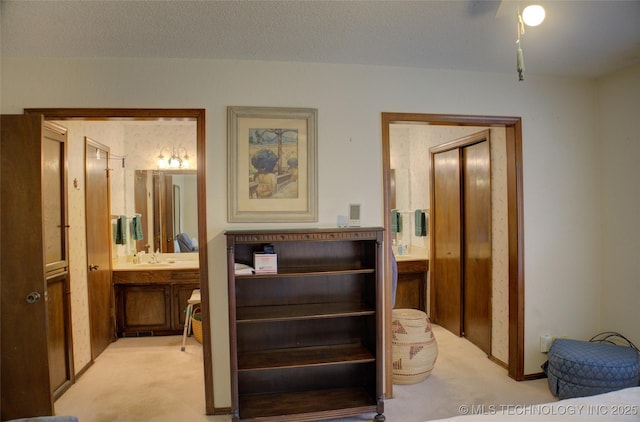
top-left (462, 141), bottom-right (492, 355)
top-left (153, 173), bottom-right (175, 253)
top-left (42, 123), bottom-right (74, 398)
top-left (85, 140), bottom-right (115, 359)
top-left (134, 170), bottom-right (149, 253)
top-left (431, 131), bottom-right (492, 355)
top-left (1, 115), bottom-right (53, 419)
top-left (432, 148), bottom-right (463, 335)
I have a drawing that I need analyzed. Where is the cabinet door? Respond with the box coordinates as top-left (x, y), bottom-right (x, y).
top-left (118, 285), bottom-right (172, 334)
top-left (173, 283), bottom-right (200, 330)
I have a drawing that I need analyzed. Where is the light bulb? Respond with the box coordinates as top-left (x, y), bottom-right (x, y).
top-left (157, 154), bottom-right (167, 168)
top-left (522, 5), bottom-right (545, 27)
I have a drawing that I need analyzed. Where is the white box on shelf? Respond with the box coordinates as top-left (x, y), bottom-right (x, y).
top-left (253, 253), bottom-right (278, 274)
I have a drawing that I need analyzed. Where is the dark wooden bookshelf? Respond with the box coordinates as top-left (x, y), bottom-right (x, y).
top-left (226, 228), bottom-right (385, 422)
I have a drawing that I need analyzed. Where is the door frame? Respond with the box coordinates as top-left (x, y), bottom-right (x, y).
top-left (381, 112), bottom-right (525, 397)
top-left (25, 108), bottom-right (214, 414)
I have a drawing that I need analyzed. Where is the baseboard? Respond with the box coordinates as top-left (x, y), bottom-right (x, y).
top-left (73, 359), bottom-right (94, 380)
top-left (213, 406), bottom-right (232, 415)
top-left (524, 372), bottom-right (547, 380)
top-left (488, 355), bottom-right (508, 369)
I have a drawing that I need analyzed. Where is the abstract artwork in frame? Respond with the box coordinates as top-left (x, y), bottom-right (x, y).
top-left (227, 106), bottom-right (318, 222)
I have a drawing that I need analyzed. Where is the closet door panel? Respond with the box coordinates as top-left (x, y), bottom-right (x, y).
top-left (463, 141), bottom-right (492, 355)
top-left (432, 148), bottom-right (462, 336)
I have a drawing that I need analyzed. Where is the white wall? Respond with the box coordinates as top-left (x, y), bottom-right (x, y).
top-left (598, 64), bottom-right (640, 346)
top-left (1, 57), bottom-right (606, 406)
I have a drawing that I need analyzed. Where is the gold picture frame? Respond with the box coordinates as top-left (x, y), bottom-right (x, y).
top-left (227, 106), bottom-right (318, 222)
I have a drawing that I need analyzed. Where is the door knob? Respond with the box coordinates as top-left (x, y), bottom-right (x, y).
top-left (89, 264), bottom-right (99, 271)
top-left (26, 291), bottom-right (41, 304)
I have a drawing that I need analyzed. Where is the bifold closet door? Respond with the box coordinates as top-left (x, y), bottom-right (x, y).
top-left (432, 148), bottom-right (463, 336)
top-left (462, 141), bottom-right (492, 355)
top-left (431, 135), bottom-right (492, 355)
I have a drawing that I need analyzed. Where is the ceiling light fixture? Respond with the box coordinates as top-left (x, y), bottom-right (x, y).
top-left (515, 4), bottom-right (546, 81)
top-left (522, 5), bottom-right (546, 27)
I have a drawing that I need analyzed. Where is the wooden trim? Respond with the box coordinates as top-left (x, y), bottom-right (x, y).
top-left (488, 354), bottom-right (508, 369)
top-left (506, 120), bottom-right (526, 380)
top-left (25, 108), bottom-right (215, 413)
top-left (380, 114), bottom-right (394, 398)
top-left (381, 112), bottom-right (525, 388)
top-left (523, 372), bottom-right (547, 381)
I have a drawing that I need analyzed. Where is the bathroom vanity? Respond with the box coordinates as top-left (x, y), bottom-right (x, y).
top-left (394, 256), bottom-right (429, 312)
top-left (112, 258), bottom-right (199, 337)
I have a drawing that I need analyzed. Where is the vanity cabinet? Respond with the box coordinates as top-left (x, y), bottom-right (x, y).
top-left (394, 259), bottom-right (429, 311)
top-left (226, 228), bottom-right (385, 422)
top-left (113, 270), bottom-right (199, 336)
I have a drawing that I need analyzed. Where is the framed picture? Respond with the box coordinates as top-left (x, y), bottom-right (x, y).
top-left (227, 106), bottom-right (318, 222)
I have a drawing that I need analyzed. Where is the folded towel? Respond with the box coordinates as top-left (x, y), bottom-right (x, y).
top-left (391, 209), bottom-right (398, 233)
top-left (115, 215), bottom-right (127, 245)
top-left (415, 209), bottom-right (426, 236)
top-left (234, 263), bottom-right (254, 275)
top-left (132, 214), bottom-right (144, 240)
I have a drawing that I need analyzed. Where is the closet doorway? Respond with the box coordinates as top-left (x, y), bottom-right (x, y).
top-left (381, 112), bottom-right (526, 398)
top-left (430, 130), bottom-right (492, 355)
top-left (26, 108), bottom-right (214, 415)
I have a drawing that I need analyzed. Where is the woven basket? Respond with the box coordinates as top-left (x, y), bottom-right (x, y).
top-left (191, 307), bottom-right (203, 344)
top-left (391, 308), bottom-right (438, 384)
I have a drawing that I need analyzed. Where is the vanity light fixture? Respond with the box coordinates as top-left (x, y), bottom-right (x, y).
top-left (157, 146), bottom-right (192, 169)
top-left (516, 4), bottom-right (545, 81)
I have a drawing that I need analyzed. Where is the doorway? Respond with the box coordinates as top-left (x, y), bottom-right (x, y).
top-left (26, 108), bottom-right (214, 414)
top-left (381, 112), bottom-right (526, 397)
top-left (430, 131), bottom-right (492, 355)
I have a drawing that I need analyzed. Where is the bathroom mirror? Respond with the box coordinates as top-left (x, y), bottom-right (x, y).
top-left (134, 169), bottom-right (197, 253)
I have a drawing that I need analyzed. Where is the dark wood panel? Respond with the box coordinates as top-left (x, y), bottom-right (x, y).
top-left (238, 343), bottom-right (374, 370)
top-left (237, 302), bottom-right (375, 322)
top-left (235, 274), bottom-right (372, 307)
top-left (432, 148), bottom-right (463, 335)
top-left (237, 316), bottom-right (373, 353)
top-left (463, 140), bottom-right (492, 355)
top-left (394, 259), bottom-right (428, 311)
top-left (46, 273), bottom-right (72, 398)
top-left (239, 387), bottom-right (377, 421)
top-left (122, 286), bottom-right (170, 328)
top-left (112, 269), bottom-right (199, 283)
top-left (238, 363), bottom-right (377, 396)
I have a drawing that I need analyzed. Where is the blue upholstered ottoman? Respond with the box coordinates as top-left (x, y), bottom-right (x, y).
top-left (543, 338), bottom-right (640, 399)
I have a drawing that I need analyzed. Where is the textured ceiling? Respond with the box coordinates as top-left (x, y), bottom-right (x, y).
top-left (1, 0), bottom-right (639, 79)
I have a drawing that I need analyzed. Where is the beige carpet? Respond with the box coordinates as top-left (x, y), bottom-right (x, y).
top-left (55, 326), bottom-right (555, 421)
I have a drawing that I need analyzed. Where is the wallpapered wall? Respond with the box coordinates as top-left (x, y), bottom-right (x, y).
top-left (58, 120), bottom-right (196, 373)
top-left (390, 125), bottom-right (508, 363)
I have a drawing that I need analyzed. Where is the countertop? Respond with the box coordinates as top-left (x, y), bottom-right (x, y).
top-left (112, 253), bottom-right (199, 271)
